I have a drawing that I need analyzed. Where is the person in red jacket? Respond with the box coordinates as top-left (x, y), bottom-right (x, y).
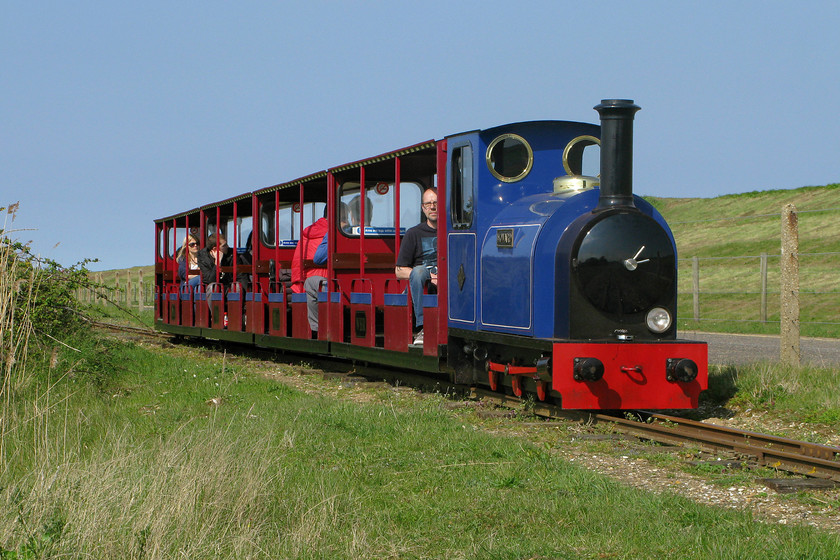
top-left (291, 208), bottom-right (329, 333)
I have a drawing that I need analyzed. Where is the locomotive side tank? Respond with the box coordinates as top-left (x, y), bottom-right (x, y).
top-left (447, 100), bottom-right (707, 409)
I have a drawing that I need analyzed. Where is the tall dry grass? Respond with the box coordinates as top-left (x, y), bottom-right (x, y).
top-left (2, 417), bottom-right (284, 558)
top-left (1, 203), bottom-right (38, 472)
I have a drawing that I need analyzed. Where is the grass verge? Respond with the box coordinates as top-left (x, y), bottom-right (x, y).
top-left (2, 338), bottom-right (840, 559)
top-left (701, 362), bottom-right (840, 437)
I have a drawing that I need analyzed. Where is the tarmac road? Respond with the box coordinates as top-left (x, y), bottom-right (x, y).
top-left (681, 331), bottom-right (840, 368)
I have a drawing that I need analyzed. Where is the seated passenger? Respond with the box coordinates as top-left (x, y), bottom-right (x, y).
top-left (291, 208), bottom-right (329, 334)
top-left (197, 234), bottom-right (249, 288)
top-left (347, 195), bottom-right (373, 233)
top-left (395, 188), bottom-right (438, 346)
top-left (176, 234), bottom-right (201, 288)
top-left (313, 202), bottom-right (349, 263)
top-left (238, 232), bottom-right (254, 292)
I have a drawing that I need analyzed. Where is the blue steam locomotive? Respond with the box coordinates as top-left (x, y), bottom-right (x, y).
top-left (154, 99), bottom-right (707, 409)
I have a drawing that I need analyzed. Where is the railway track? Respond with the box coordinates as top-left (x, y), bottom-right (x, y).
top-left (472, 388), bottom-right (840, 485)
top-left (91, 320), bottom-right (174, 340)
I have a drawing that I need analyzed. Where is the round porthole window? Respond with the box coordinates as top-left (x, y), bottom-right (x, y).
top-left (562, 135), bottom-right (600, 177)
top-left (486, 133), bottom-right (533, 183)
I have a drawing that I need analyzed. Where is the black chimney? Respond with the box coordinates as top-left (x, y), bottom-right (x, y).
top-left (594, 99), bottom-right (641, 210)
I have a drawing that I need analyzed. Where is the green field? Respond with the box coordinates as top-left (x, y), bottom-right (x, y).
top-left (651, 183), bottom-right (840, 337)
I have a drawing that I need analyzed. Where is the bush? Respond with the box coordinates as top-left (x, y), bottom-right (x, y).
top-left (1, 204), bottom-right (94, 340)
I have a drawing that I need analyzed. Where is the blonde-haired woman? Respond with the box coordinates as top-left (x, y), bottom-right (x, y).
top-left (177, 234), bottom-right (201, 288)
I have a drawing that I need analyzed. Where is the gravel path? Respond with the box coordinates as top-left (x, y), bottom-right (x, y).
top-left (681, 331), bottom-right (840, 367)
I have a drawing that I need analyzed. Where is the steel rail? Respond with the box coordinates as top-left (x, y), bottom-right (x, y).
top-left (92, 320), bottom-right (173, 339)
top-left (471, 388), bottom-right (840, 483)
top-left (613, 413), bottom-right (840, 482)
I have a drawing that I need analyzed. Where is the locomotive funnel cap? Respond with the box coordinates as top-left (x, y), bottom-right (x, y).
top-left (594, 99), bottom-right (641, 211)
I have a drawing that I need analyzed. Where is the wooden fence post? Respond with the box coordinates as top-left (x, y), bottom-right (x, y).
top-left (138, 270), bottom-right (145, 311)
top-left (780, 204), bottom-right (800, 365)
top-left (760, 252), bottom-right (768, 322)
top-left (692, 256), bottom-right (700, 321)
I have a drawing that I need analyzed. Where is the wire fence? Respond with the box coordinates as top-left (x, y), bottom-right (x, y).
top-left (673, 203), bottom-right (840, 339)
top-left (84, 255), bottom-right (838, 333)
top-left (678, 252), bottom-right (840, 327)
top-left (79, 270), bottom-right (154, 311)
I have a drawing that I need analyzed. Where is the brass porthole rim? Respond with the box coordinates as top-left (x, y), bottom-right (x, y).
top-left (485, 133), bottom-right (534, 183)
top-left (562, 135), bottom-right (601, 177)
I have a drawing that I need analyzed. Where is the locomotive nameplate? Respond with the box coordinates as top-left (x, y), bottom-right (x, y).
top-left (496, 228), bottom-right (514, 248)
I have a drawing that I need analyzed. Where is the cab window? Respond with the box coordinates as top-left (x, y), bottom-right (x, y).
top-left (563, 135), bottom-right (601, 177)
top-left (486, 133), bottom-right (533, 182)
top-left (450, 144), bottom-right (474, 228)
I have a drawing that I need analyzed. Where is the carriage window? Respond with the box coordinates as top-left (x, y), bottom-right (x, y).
top-left (160, 227), bottom-right (176, 259)
top-left (450, 144), bottom-right (474, 229)
top-left (486, 133), bottom-right (533, 182)
top-left (300, 202), bottom-right (326, 235)
top-left (204, 216), bottom-right (251, 252)
top-left (563, 135), bottom-right (600, 177)
top-left (163, 219), bottom-right (203, 259)
top-left (260, 201), bottom-right (325, 247)
top-left (181, 216), bottom-right (203, 244)
top-left (338, 180), bottom-right (423, 237)
top-left (261, 204), bottom-right (293, 247)
top-left (261, 204), bottom-right (278, 247)
top-left (204, 220), bottom-right (223, 241)
top-left (233, 216), bottom-right (253, 254)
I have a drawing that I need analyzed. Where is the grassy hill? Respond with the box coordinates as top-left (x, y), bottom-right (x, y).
top-left (647, 183), bottom-right (840, 257)
top-left (648, 183), bottom-right (840, 337)
top-left (91, 265), bottom-right (154, 286)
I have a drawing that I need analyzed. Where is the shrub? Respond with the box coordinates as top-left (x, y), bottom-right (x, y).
top-left (1, 204), bottom-right (94, 340)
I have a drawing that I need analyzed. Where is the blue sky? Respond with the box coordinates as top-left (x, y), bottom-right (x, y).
top-left (2, 1), bottom-right (838, 271)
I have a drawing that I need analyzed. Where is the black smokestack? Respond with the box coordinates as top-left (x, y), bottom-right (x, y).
top-left (594, 99), bottom-right (641, 210)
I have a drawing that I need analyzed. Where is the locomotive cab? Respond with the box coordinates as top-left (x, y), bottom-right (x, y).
top-left (446, 120), bottom-right (602, 336)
